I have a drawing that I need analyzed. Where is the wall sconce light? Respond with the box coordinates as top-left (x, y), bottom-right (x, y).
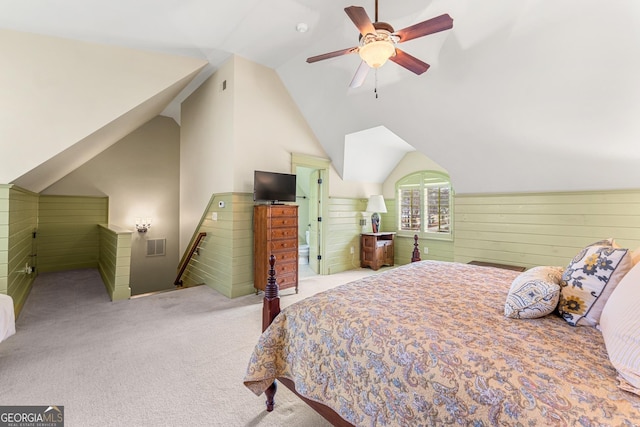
top-left (365, 195), bottom-right (387, 233)
top-left (135, 218), bottom-right (151, 233)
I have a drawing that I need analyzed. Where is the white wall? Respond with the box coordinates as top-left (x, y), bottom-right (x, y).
top-left (180, 58), bottom-right (236, 254)
top-left (232, 56), bottom-right (327, 192)
top-left (179, 55), bottom-right (382, 253)
top-left (41, 116), bottom-right (181, 295)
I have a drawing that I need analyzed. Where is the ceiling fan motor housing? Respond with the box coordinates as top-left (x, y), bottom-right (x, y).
top-left (373, 21), bottom-right (394, 33)
top-left (358, 21), bottom-right (395, 41)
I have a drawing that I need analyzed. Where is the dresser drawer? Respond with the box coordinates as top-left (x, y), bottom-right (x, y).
top-left (277, 273), bottom-right (297, 290)
top-left (270, 251), bottom-right (297, 264)
top-left (270, 205), bottom-right (298, 218)
top-left (271, 227), bottom-right (297, 240)
top-left (271, 216), bottom-right (297, 228)
top-left (274, 261), bottom-right (297, 276)
top-left (270, 238), bottom-right (297, 252)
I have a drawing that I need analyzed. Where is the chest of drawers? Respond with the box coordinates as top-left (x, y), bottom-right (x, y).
top-left (253, 204), bottom-right (298, 293)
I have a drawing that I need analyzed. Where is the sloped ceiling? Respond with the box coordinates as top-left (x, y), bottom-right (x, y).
top-left (0, 29), bottom-right (207, 192)
top-left (1, 0), bottom-right (639, 193)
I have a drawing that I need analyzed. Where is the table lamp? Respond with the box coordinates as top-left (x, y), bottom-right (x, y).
top-left (366, 195), bottom-right (387, 233)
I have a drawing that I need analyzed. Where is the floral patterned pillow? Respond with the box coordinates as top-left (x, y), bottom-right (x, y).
top-left (558, 239), bottom-right (632, 326)
top-left (504, 266), bottom-right (563, 319)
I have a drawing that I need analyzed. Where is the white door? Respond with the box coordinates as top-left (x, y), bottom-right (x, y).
top-left (308, 169), bottom-right (323, 274)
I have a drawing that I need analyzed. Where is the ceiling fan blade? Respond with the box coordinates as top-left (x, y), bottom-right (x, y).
top-left (395, 14), bottom-right (453, 43)
top-left (307, 47), bottom-right (358, 63)
top-left (345, 6), bottom-right (376, 36)
top-left (390, 48), bottom-right (430, 75)
top-left (349, 61), bottom-right (370, 88)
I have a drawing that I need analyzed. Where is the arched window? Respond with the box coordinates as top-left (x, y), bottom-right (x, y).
top-left (396, 171), bottom-right (453, 239)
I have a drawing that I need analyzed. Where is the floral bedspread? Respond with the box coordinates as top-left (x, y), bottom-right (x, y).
top-left (244, 261), bottom-right (640, 426)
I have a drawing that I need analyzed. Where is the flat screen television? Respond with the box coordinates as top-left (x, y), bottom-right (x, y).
top-left (253, 170), bottom-right (297, 204)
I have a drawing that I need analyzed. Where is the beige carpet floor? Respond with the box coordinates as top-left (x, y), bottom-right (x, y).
top-left (0, 267), bottom-right (388, 426)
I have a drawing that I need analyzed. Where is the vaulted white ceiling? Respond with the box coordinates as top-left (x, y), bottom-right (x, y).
top-left (1, 0), bottom-right (639, 193)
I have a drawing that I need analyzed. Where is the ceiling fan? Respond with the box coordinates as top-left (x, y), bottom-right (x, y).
top-left (307, 1), bottom-right (453, 88)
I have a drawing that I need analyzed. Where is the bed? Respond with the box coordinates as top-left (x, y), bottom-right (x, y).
top-left (0, 293), bottom-right (16, 344)
top-left (244, 240), bottom-right (640, 425)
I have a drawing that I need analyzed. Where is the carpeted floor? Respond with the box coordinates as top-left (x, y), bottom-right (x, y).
top-left (0, 267), bottom-right (386, 426)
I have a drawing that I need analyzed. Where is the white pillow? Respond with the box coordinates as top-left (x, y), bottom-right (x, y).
top-left (600, 262), bottom-right (640, 395)
top-left (558, 240), bottom-right (632, 326)
top-left (504, 266), bottom-right (563, 319)
top-left (0, 294), bottom-right (16, 343)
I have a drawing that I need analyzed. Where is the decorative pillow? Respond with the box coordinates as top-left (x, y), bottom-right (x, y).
top-left (558, 239), bottom-right (632, 326)
top-left (599, 262), bottom-right (640, 396)
top-left (504, 266), bottom-right (563, 319)
top-left (614, 240), bottom-right (640, 265)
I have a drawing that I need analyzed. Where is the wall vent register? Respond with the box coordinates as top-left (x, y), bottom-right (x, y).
top-left (147, 239), bottom-right (166, 257)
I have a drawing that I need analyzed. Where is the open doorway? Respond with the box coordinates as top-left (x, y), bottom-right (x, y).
top-left (292, 154), bottom-right (330, 276)
top-left (295, 166), bottom-right (316, 278)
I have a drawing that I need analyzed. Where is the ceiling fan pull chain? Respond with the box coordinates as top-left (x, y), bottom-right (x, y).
top-left (374, 68), bottom-right (379, 99)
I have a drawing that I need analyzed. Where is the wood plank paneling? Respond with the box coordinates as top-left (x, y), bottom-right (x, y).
top-left (454, 190), bottom-right (640, 269)
top-left (38, 195), bottom-right (108, 272)
top-left (177, 189), bottom-right (640, 298)
top-left (0, 187), bottom-right (10, 296)
top-left (98, 225), bottom-right (132, 300)
top-left (325, 197), bottom-right (366, 275)
top-left (1, 185), bottom-right (39, 317)
top-left (180, 193), bottom-right (255, 298)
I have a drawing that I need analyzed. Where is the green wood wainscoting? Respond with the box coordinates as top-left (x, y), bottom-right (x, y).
top-left (179, 193), bottom-right (254, 298)
top-left (38, 195), bottom-right (108, 273)
top-left (454, 190), bottom-right (640, 269)
top-left (176, 189), bottom-right (640, 300)
top-left (98, 224), bottom-right (132, 301)
top-left (0, 185), bottom-right (38, 316)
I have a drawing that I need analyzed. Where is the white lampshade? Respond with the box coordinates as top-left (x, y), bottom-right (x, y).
top-left (366, 195), bottom-right (387, 213)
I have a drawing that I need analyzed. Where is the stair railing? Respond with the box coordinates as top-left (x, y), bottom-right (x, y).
top-left (174, 232), bottom-right (207, 287)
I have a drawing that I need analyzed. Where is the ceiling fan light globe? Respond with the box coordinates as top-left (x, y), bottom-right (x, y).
top-left (359, 40), bottom-right (395, 68)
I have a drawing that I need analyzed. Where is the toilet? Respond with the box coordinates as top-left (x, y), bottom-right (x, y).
top-left (299, 230), bottom-right (310, 265)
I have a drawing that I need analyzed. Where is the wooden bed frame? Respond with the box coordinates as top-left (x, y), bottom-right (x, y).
top-left (260, 235), bottom-right (422, 426)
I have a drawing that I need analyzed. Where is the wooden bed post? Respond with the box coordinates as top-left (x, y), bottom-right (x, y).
top-left (257, 255), bottom-right (359, 425)
top-left (262, 254), bottom-right (281, 332)
top-left (262, 254), bottom-right (281, 412)
top-left (411, 234), bottom-right (421, 263)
